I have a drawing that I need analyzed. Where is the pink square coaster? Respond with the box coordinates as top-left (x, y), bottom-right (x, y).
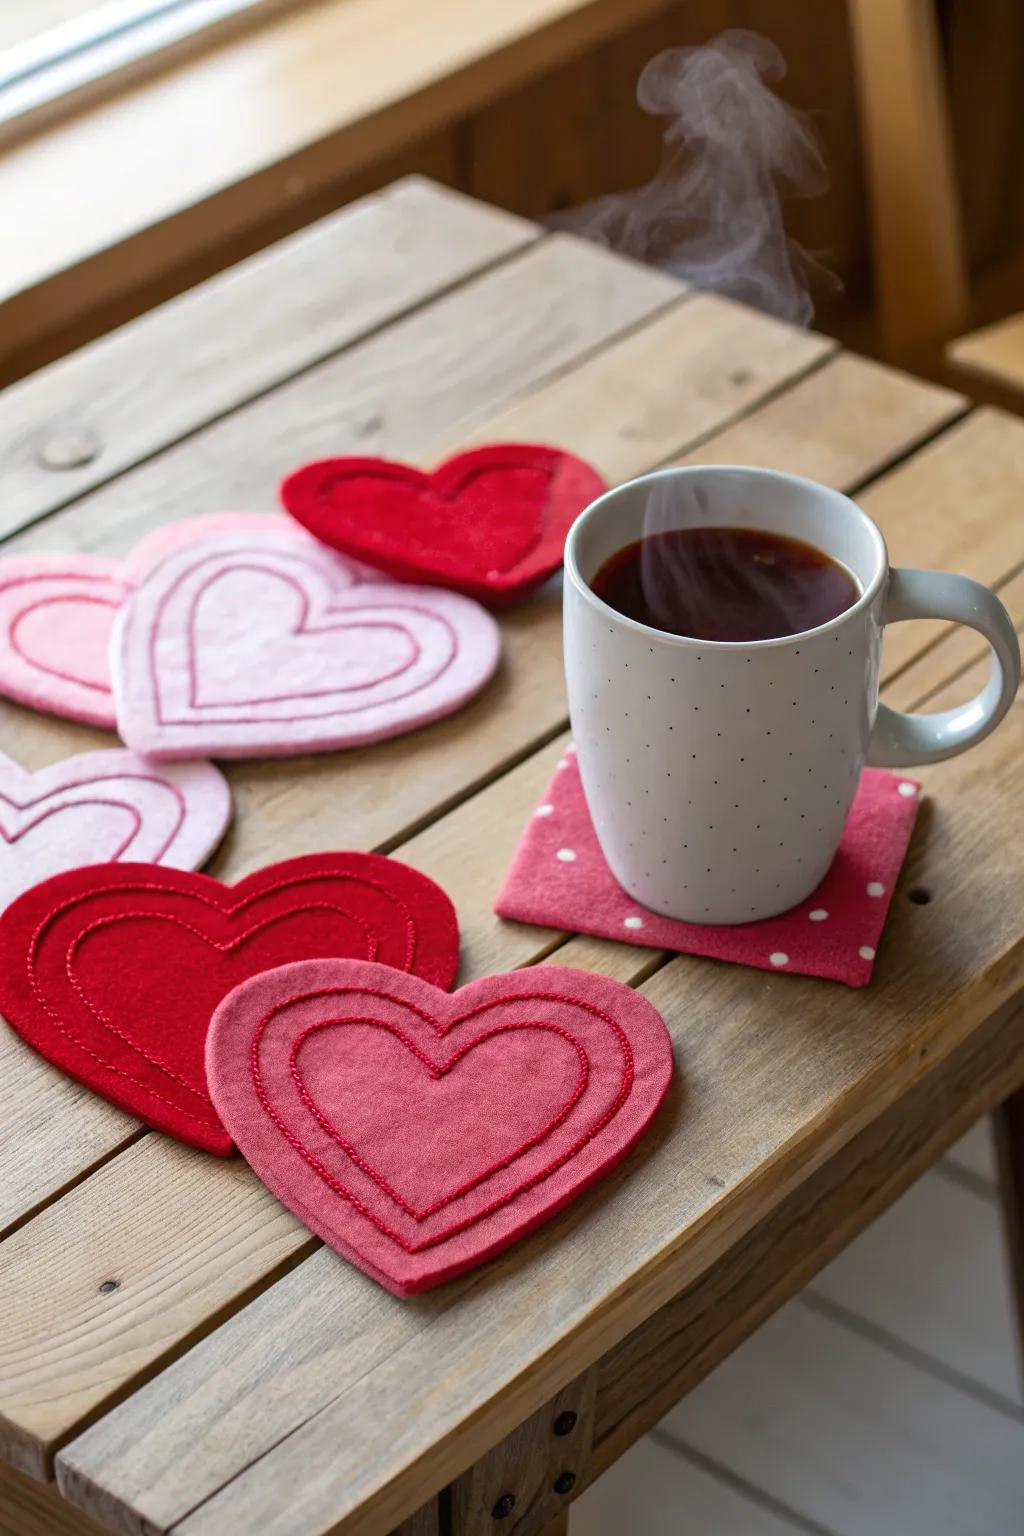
top-left (495, 748), bottom-right (922, 986)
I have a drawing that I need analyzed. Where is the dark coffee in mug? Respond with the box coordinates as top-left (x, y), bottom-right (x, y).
top-left (590, 526), bottom-right (859, 643)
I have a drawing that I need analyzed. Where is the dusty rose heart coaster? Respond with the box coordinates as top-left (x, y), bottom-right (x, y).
top-left (206, 957), bottom-right (674, 1294)
top-left (280, 443), bottom-right (607, 606)
top-left (0, 747), bottom-right (231, 909)
top-left (0, 854), bottom-right (459, 1155)
top-left (0, 554), bottom-right (130, 727)
top-left (112, 531), bottom-right (501, 759)
top-left (0, 519), bottom-right (367, 730)
top-left (495, 747), bottom-right (922, 986)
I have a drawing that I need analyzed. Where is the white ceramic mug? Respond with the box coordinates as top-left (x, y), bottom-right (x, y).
top-left (563, 466), bottom-right (1020, 925)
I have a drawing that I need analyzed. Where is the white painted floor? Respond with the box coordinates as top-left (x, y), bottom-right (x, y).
top-left (577, 1117), bottom-right (1024, 1535)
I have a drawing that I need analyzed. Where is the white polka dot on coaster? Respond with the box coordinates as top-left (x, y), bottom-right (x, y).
top-left (494, 752), bottom-right (923, 987)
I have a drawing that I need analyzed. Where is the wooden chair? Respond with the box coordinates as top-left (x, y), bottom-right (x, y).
top-left (848, 0), bottom-right (970, 363)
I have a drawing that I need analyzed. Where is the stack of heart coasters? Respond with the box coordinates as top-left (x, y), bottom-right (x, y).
top-left (495, 746), bottom-right (923, 987)
top-left (0, 850), bottom-right (673, 1293)
top-left (0, 852), bottom-right (460, 1155)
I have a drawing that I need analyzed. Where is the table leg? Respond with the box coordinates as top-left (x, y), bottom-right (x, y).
top-left (993, 1086), bottom-right (1024, 1375)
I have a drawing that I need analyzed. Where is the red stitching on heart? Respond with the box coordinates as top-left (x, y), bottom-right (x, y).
top-left (26, 872), bottom-right (422, 1132)
top-left (248, 985), bottom-right (635, 1251)
top-left (0, 771), bottom-right (187, 862)
top-left (144, 548), bottom-right (461, 727)
top-left (9, 591), bottom-right (122, 692)
top-left (289, 1015), bottom-right (589, 1219)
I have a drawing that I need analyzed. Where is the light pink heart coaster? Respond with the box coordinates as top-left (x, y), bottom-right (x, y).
top-left (0, 518), bottom-right (367, 730)
top-left (0, 747), bottom-right (231, 909)
top-left (112, 532), bottom-right (502, 759)
top-left (0, 554), bottom-right (130, 727)
top-left (125, 512), bottom-right (374, 583)
top-left (207, 957), bottom-right (674, 1294)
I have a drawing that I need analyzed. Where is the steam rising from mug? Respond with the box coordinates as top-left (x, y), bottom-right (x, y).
top-left (551, 30), bottom-right (834, 325)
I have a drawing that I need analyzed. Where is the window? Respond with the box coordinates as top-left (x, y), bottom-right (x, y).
top-left (0, 0), bottom-right (281, 137)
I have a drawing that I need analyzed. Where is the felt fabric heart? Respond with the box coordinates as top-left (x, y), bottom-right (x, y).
top-left (112, 531), bottom-right (500, 759)
top-left (0, 854), bottom-right (459, 1155)
top-left (206, 958), bottom-right (673, 1293)
top-left (279, 443), bottom-right (607, 606)
top-left (0, 748), bottom-right (231, 909)
top-left (0, 519), bottom-right (365, 730)
top-left (0, 554), bottom-right (130, 727)
top-left (125, 512), bottom-right (372, 584)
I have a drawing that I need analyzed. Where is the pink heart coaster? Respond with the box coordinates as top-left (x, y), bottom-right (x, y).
top-left (0, 519), bottom-right (368, 730)
top-left (125, 512), bottom-right (375, 584)
top-left (207, 958), bottom-right (673, 1294)
top-left (0, 747), bottom-right (231, 909)
top-left (0, 554), bottom-right (130, 727)
top-left (495, 747), bottom-right (922, 987)
top-left (112, 532), bottom-right (501, 759)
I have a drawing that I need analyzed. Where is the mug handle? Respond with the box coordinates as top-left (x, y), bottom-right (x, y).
top-left (868, 568), bottom-right (1021, 768)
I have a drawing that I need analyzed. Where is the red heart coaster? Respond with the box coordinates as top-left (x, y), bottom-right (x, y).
top-left (279, 444), bottom-right (607, 606)
top-left (0, 855), bottom-right (458, 1156)
top-left (206, 958), bottom-right (673, 1293)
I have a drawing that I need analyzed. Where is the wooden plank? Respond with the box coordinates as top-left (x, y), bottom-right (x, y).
top-left (393, 1503), bottom-right (440, 1536)
top-left (809, 1170), bottom-right (1024, 1405)
top-left (449, 1370), bottom-right (596, 1536)
top-left (453, 293), bottom-right (835, 479)
top-left (57, 669), bottom-right (1024, 1535)
top-left (393, 1504), bottom-right (440, 1536)
top-left (661, 1301), bottom-right (1024, 1536)
top-left (0, 179), bottom-right (536, 539)
top-left (0, 1141), bottom-right (307, 1478)
top-left (0, 1026), bottom-right (135, 1242)
top-left (676, 351), bottom-right (966, 487)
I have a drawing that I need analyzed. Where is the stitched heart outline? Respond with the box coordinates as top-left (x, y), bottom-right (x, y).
top-left (113, 533), bottom-right (500, 758)
top-left (207, 958), bottom-right (673, 1293)
top-left (280, 443), bottom-right (607, 606)
top-left (0, 747), bottom-right (231, 909)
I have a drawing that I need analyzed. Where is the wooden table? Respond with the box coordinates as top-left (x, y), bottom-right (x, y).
top-left (1, 177), bottom-right (1022, 1536)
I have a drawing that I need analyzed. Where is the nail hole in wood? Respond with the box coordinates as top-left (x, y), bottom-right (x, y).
top-left (553, 1411), bottom-right (577, 1436)
top-left (491, 1493), bottom-right (516, 1519)
top-left (907, 887), bottom-right (932, 905)
top-left (553, 1472), bottom-right (576, 1495)
top-left (98, 1279), bottom-right (120, 1294)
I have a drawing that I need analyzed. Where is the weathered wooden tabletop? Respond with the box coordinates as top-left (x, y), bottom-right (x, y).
top-left (1, 178), bottom-right (1022, 1536)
